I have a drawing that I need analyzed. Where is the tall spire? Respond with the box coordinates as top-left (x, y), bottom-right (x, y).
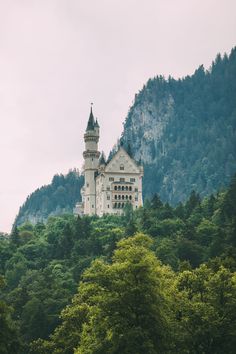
top-left (99, 151), bottom-right (106, 165)
top-left (86, 103), bottom-right (95, 131)
top-left (94, 118), bottom-right (100, 128)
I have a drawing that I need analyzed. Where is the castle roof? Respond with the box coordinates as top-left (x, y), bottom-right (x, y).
top-left (94, 119), bottom-right (100, 128)
top-left (105, 145), bottom-right (142, 173)
top-left (86, 106), bottom-right (96, 131)
top-left (99, 152), bottom-right (106, 165)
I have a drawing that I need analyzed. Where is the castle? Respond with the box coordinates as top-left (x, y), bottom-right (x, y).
top-left (74, 107), bottom-right (143, 216)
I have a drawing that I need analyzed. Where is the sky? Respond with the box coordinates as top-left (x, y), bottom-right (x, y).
top-left (0, 0), bottom-right (235, 233)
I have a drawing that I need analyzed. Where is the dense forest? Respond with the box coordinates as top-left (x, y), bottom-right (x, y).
top-left (121, 47), bottom-right (236, 203)
top-left (1, 175), bottom-right (236, 353)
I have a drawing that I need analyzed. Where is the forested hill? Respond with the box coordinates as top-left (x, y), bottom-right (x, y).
top-left (15, 48), bottom-right (236, 227)
top-left (121, 47), bottom-right (236, 203)
top-left (15, 170), bottom-right (84, 226)
top-left (1, 176), bottom-right (236, 353)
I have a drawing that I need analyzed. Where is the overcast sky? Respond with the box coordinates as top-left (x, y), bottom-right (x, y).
top-left (0, 0), bottom-right (235, 233)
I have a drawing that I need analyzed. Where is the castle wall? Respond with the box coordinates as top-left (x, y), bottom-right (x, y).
top-left (96, 172), bottom-right (143, 216)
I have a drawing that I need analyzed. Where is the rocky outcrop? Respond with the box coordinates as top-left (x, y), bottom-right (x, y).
top-left (123, 93), bottom-right (174, 164)
top-left (121, 49), bottom-right (236, 203)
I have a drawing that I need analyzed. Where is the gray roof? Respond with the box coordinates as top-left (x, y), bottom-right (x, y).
top-left (86, 107), bottom-right (95, 131)
top-left (99, 152), bottom-right (106, 165)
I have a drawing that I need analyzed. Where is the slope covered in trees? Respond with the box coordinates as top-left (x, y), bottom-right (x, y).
top-left (121, 47), bottom-right (236, 203)
top-left (1, 176), bottom-right (236, 353)
top-left (14, 48), bottom-right (236, 226)
top-left (15, 170), bottom-right (84, 226)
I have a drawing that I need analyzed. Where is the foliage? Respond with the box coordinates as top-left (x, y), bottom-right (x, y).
top-left (0, 276), bottom-right (22, 353)
top-left (0, 176), bottom-right (236, 353)
top-left (15, 170), bottom-right (84, 227)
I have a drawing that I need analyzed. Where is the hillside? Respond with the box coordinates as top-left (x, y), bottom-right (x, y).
top-left (120, 47), bottom-right (236, 203)
top-left (15, 170), bottom-right (84, 226)
top-left (15, 48), bottom-right (236, 226)
top-left (1, 176), bottom-right (236, 353)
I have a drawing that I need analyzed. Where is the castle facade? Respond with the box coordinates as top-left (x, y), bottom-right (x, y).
top-left (75, 107), bottom-right (143, 216)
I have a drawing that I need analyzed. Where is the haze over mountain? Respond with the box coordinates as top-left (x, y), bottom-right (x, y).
top-left (15, 48), bottom-right (236, 227)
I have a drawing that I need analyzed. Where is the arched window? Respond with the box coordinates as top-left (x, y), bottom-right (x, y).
top-left (118, 203), bottom-right (121, 208)
top-left (118, 195), bottom-right (121, 199)
top-left (118, 186), bottom-right (121, 190)
top-left (114, 202), bottom-right (117, 208)
top-left (122, 195), bottom-right (125, 200)
top-left (122, 203), bottom-right (124, 208)
top-left (122, 186), bottom-right (124, 191)
top-left (129, 186), bottom-right (132, 191)
top-left (129, 195), bottom-right (132, 200)
top-left (126, 186), bottom-right (128, 191)
top-left (114, 186), bottom-right (117, 191)
top-left (120, 164), bottom-right (124, 170)
top-left (115, 195), bottom-right (117, 200)
top-left (126, 195), bottom-right (128, 199)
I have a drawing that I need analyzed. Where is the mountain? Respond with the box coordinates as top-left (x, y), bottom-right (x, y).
top-left (15, 170), bottom-right (84, 226)
top-left (120, 47), bottom-right (236, 203)
top-left (15, 48), bottom-right (236, 226)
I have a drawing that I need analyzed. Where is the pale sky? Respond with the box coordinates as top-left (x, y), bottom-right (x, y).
top-left (0, 0), bottom-right (235, 233)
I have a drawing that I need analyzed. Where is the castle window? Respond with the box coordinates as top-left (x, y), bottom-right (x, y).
top-left (120, 178), bottom-right (125, 182)
top-left (120, 164), bottom-right (124, 170)
top-left (129, 186), bottom-right (132, 191)
top-left (109, 177), bottom-right (114, 181)
top-left (130, 178), bottom-right (135, 182)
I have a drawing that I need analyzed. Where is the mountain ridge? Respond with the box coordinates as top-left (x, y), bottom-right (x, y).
top-left (121, 47), bottom-right (236, 202)
top-left (15, 47), bottom-right (236, 226)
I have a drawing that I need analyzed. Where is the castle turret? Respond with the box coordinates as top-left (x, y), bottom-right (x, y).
top-left (83, 106), bottom-right (100, 215)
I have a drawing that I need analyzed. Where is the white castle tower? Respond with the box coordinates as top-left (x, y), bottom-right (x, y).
top-left (82, 106), bottom-right (100, 215)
